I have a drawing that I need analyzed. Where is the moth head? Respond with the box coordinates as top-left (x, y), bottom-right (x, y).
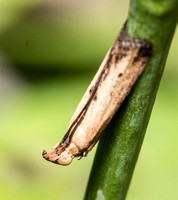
top-left (56, 151), bottom-right (73, 165)
top-left (42, 143), bottom-right (73, 166)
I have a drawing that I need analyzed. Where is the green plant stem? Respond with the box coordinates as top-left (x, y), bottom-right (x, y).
top-left (84, 1), bottom-right (178, 200)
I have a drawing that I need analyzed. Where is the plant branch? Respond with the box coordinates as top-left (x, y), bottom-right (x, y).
top-left (84, 0), bottom-right (178, 200)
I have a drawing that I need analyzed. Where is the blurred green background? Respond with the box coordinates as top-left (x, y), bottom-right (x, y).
top-left (0, 0), bottom-right (177, 199)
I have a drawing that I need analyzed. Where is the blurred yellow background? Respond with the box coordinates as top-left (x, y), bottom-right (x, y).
top-left (0, 0), bottom-right (177, 199)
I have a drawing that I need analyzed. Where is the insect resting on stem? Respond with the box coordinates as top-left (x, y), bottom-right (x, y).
top-left (42, 21), bottom-right (152, 166)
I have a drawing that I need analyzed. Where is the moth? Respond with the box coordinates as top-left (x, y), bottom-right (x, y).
top-left (42, 22), bottom-right (152, 165)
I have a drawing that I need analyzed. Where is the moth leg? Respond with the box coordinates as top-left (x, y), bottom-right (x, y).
top-left (77, 154), bottom-right (83, 160)
top-left (83, 151), bottom-right (88, 157)
top-left (82, 140), bottom-right (98, 158)
top-left (78, 151), bottom-right (88, 159)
